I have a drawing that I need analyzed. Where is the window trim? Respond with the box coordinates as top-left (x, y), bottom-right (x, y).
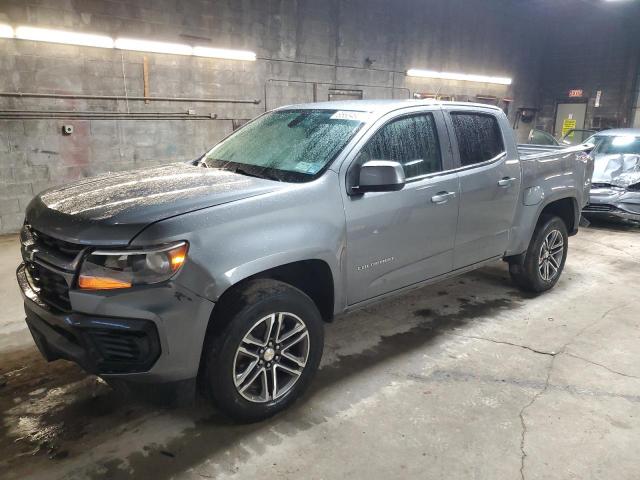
top-left (446, 110), bottom-right (507, 170)
top-left (351, 111), bottom-right (445, 182)
top-left (444, 151), bottom-right (508, 175)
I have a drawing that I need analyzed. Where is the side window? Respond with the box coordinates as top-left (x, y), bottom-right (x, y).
top-left (450, 113), bottom-right (505, 166)
top-left (358, 113), bottom-right (442, 179)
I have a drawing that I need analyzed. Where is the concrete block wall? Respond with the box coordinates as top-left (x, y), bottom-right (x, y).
top-left (535, 3), bottom-right (640, 133)
top-left (0, 0), bottom-right (546, 234)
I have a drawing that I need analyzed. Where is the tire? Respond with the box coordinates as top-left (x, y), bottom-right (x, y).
top-left (201, 279), bottom-right (324, 422)
top-left (509, 214), bottom-right (569, 293)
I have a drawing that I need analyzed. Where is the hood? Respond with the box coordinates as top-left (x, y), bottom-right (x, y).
top-left (26, 163), bottom-right (283, 245)
top-left (592, 153), bottom-right (640, 188)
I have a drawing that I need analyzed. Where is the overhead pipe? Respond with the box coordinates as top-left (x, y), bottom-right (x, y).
top-left (0, 109), bottom-right (231, 120)
top-left (0, 109), bottom-right (209, 115)
top-left (0, 117), bottom-right (219, 120)
top-left (0, 114), bottom-right (222, 120)
top-left (0, 92), bottom-right (261, 104)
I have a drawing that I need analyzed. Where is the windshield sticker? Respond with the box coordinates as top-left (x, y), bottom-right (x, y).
top-left (330, 111), bottom-right (370, 122)
top-left (294, 162), bottom-right (321, 174)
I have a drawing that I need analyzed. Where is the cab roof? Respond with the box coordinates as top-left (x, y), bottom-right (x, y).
top-left (276, 99), bottom-right (503, 115)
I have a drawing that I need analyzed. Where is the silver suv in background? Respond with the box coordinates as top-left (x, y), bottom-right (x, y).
top-left (582, 128), bottom-right (640, 223)
top-left (17, 100), bottom-right (594, 421)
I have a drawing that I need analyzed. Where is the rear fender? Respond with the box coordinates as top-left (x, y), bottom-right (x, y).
top-left (507, 194), bottom-right (578, 257)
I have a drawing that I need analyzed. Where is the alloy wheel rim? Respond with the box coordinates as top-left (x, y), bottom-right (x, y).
top-left (233, 312), bottom-right (310, 403)
top-left (538, 229), bottom-right (564, 282)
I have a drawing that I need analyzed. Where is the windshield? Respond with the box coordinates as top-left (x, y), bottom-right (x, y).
top-left (201, 109), bottom-right (365, 182)
top-left (528, 129), bottom-right (558, 146)
top-left (594, 135), bottom-right (640, 155)
top-left (561, 129), bottom-right (597, 146)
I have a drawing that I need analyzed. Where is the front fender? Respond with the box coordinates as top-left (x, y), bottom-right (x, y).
top-left (130, 172), bottom-right (347, 313)
top-left (208, 248), bottom-right (342, 304)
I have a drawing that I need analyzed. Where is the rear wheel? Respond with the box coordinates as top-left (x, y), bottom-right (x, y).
top-left (509, 214), bottom-right (568, 292)
top-left (201, 279), bottom-right (324, 422)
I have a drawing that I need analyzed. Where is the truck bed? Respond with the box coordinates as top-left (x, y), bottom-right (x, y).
top-left (517, 144), bottom-right (566, 158)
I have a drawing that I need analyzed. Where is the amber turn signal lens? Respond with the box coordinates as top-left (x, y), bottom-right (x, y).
top-left (78, 275), bottom-right (132, 290)
top-left (168, 243), bottom-right (188, 271)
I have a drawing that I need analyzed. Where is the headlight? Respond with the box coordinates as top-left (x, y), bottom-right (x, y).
top-left (78, 241), bottom-right (188, 290)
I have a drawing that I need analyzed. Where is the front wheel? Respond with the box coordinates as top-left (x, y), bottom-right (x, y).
top-left (509, 214), bottom-right (569, 293)
top-left (201, 280), bottom-right (324, 422)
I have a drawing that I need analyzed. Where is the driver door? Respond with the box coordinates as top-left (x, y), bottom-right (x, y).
top-left (342, 109), bottom-right (460, 305)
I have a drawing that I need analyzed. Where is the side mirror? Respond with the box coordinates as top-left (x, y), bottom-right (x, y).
top-left (354, 160), bottom-right (406, 194)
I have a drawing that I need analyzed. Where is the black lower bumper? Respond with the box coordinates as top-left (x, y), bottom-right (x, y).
top-left (19, 265), bottom-right (161, 375)
top-left (25, 307), bottom-right (161, 375)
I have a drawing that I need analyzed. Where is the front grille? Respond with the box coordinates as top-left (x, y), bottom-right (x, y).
top-left (25, 261), bottom-right (72, 311)
top-left (30, 228), bottom-right (84, 262)
top-left (21, 225), bottom-right (85, 311)
top-left (583, 204), bottom-right (614, 212)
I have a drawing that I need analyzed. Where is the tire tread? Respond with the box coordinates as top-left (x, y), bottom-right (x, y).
top-left (509, 214), bottom-right (568, 293)
top-left (200, 279), bottom-right (323, 422)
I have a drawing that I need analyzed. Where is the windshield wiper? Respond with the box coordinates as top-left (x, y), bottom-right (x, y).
top-left (232, 167), bottom-right (282, 182)
top-left (201, 159), bottom-right (282, 182)
top-left (233, 167), bottom-right (264, 179)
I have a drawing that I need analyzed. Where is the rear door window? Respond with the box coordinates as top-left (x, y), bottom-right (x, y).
top-left (358, 113), bottom-right (442, 179)
top-left (450, 113), bottom-right (505, 166)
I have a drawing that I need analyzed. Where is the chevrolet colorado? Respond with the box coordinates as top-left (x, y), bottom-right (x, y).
top-left (17, 100), bottom-right (594, 421)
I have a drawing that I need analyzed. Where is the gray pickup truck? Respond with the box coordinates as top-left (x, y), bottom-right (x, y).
top-left (17, 100), bottom-right (594, 421)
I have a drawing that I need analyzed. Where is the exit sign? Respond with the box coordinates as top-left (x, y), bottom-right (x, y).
top-left (568, 89), bottom-right (583, 98)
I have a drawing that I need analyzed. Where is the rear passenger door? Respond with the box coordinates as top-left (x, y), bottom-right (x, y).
top-left (445, 108), bottom-right (521, 269)
top-left (342, 109), bottom-right (459, 305)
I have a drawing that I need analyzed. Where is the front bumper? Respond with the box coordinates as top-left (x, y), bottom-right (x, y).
top-left (17, 263), bottom-right (215, 382)
top-left (583, 187), bottom-right (640, 222)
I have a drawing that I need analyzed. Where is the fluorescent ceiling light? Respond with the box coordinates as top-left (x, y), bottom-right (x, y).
top-left (15, 26), bottom-right (113, 48)
top-left (115, 38), bottom-right (192, 55)
top-left (407, 68), bottom-right (512, 85)
top-left (6, 24), bottom-right (255, 61)
top-left (0, 24), bottom-right (13, 38)
top-left (193, 46), bottom-right (256, 61)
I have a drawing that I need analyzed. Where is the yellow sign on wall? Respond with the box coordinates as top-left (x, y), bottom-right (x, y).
top-left (562, 119), bottom-right (577, 137)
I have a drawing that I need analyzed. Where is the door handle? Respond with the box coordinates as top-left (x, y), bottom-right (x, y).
top-left (431, 191), bottom-right (456, 204)
top-left (498, 177), bottom-right (517, 187)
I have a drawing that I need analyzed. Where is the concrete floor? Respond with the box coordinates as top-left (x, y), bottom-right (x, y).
top-left (0, 223), bottom-right (639, 480)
